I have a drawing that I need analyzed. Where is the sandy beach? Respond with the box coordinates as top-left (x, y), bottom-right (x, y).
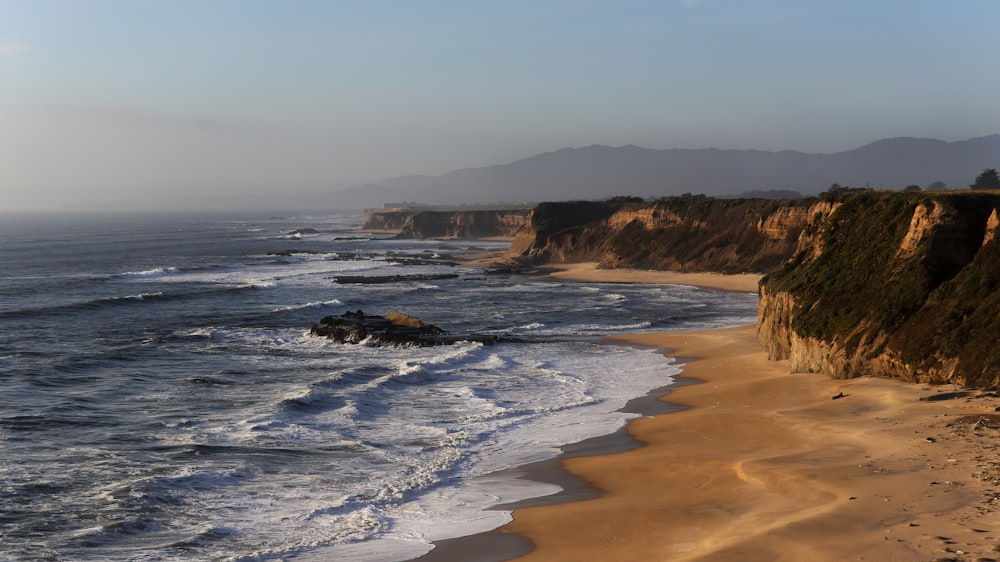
top-left (537, 262), bottom-right (762, 293)
top-left (418, 262), bottom-right (1000, 561)
top-left (489, 265), bottom-right (1000, 561)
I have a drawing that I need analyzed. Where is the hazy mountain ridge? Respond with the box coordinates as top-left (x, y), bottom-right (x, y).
top-left (331, 135), bottom-right (1000, 208)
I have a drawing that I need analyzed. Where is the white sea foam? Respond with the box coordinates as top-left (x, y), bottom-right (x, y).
top-left (85, 292), bottom-right (165, 305)
top-left (141, 340), bottom-right (679, 561)
top-left (0, 213), bottom-right (759, 562)
top-left (118, 266), bottom-right (180, 278)
top-left (514, 321), bottom-right (545, 332)
top-left (270, 299), bottom-right (343, 313)
top-left (287, 342), bottom-right (681, 561)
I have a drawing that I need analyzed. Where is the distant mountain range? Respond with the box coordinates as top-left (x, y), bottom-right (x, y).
top-left (328, 135), bottom-right (1000, 208)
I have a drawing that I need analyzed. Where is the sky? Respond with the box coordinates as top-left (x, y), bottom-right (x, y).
top-left (1, 0), bottom-right (998, 212)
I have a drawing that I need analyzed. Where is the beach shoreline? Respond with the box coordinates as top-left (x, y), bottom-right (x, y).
top-left (499, 324), bottom-right (1000, 561)
top-left (534, 262), bottom-right (762, 293)
top-left (416, 263), bottom-right (1000, 562)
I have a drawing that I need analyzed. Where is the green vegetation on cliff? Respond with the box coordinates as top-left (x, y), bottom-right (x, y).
top-left (509, 195), bottom-right (818, 274)
top-left (765, 192), bottom-right (926, 337)
top-left (762, 191), bottom-right (1000, 388)
top-left (363, 208), bottom-right (530, 239)
top-left (605, 196), bottom-right (815, 274)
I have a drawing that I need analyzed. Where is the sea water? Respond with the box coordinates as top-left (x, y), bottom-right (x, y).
top-left (0, 212), bottom-right (758, 561)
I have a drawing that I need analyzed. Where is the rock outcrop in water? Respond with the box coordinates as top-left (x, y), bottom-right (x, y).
top-left (311, 311), bottom-right (505, 346)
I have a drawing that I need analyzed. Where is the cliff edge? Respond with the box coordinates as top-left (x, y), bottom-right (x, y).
top-left (363, 209), bottom-right (530, 239)
top-left (507, 192), bottom-right (1000, 388)
top-left (758, 191), bottom-right (1000, 389)
top-left (506, 196), bottom-right (831, 274)
top-left (366, 194), bottom-right (1000, 388)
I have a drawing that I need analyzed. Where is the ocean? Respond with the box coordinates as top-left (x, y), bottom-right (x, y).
top-left (0, 212), bottom-right (758, 561)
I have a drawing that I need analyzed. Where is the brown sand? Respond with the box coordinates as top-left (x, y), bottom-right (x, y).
top-left (476, 264), bottom-right (1000, 561)
top-left (499, 324), bottom-right (1000, 561)
top-left (539, 262), bottom-right (762, 292)
top-left (413, 262), bottom-right (1000, 560)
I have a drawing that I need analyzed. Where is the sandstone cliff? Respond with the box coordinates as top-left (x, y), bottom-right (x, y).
top-left (506, 196), bottom-right (832, 274)
top-left (758, 191), bottom-right (1000, 389)
top-left (507, 193), bottom-right (1000, 388)
top-left (363, 209), bottom-right (530, 239)
top-left (369, 194), bottom-right (1000, 388)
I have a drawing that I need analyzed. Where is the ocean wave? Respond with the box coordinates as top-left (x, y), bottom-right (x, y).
top-left (280, 387), bottom-right (348, 415)
top-left (509, 321), bottom-right (546, 334)
top-left (271, 299), bottom-right (343, 313)
top-left (117, 266), bottom-right (180, 279)
top-left (176, 327), bottom-right (306, 348)
top-left (0, 291), bottom-right (175, 319)
top-left (384, 362), bottom-right (438, 385)
top-left (241, 280), bottom-right (277, 289)
top-left (1, 274), bottom-right (303, 321)
top-left (83, 292), bottom-right (167, 305)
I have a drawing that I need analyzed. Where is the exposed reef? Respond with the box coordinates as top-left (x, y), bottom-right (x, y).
top-left (330, 273), bottom-right (460, 284)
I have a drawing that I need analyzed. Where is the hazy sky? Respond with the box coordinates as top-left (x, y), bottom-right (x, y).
top-left (2, 0), bottom-right (998, 211)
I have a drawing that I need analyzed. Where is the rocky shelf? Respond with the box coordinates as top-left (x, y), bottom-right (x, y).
top-left (330, 273), bottom-right (460, 284)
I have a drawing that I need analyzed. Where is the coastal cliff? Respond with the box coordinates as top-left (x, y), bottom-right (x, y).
top-left (363, 208), bottom-right (530, 239)
top-left (366, 194), bottom-right (999, 388)
top-left (506, 196), bottom-right (834, 274)
top-left (758, 191), bottom-right (1000, 389)
top-left (504, 192), bottom-right (1000, 388)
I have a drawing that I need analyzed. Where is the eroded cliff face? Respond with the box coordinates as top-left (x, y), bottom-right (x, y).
top-left (759, 191), bottom-right (1000, 389)
top-left (373, 194), bottom-right (1000, 388)
top-left (506, 196), bottom-right (827, 274)
top-left (363, 209), bottom-right (530, 239)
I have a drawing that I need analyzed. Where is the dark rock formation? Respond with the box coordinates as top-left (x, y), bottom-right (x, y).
top-left (310, 311), bottom-right (503, 346)
top-left (331, 273), bottom-right (460, 284)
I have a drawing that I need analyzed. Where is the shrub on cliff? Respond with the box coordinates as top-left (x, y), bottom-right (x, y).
top-left (971, 168), bottom-right (1000, 190)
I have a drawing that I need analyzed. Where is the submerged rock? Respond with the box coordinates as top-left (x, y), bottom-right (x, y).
top-left (330, 273), bottom-right (459, 284)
